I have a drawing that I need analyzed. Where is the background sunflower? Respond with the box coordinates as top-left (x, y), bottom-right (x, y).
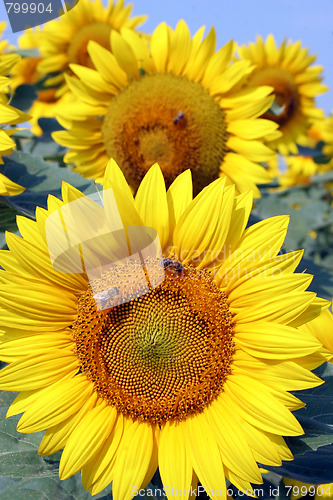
top-left (53, 21), bottom-right (280, 197)
top-left (237, 34), bottom-right (328, 156)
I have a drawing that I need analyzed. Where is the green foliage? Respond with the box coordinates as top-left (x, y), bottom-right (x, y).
top-left (1, 150), bottom-right (96, 218)
top-left (0, 391), bottom-right (112, 498)
top-left (0, 200), bottom-right (22, 249)
top-left (263, 363), bottom-right (333, 484)
top-left (254, 178), bottom-right (333, 301)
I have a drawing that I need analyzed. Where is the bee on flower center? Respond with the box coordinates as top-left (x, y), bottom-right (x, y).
top-left (93, 286), bottom-right (119, 308)
top-left (173, 111), bottom-right (187, 129)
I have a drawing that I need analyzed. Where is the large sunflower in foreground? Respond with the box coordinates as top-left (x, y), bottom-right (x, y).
top-left (0, 52), bottom-right (30, 195)
top-left (0, 159), bottom-right (329, 497)
top-left (237, 35), bottom-right (328, 156)
top-left (53, 21), bottom-right (281, 196)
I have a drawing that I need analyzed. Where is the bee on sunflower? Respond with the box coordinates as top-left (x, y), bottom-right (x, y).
top-left (0, 159), bottom-right (329, 497)
top-left (53, 21), bottom-right (281, 197)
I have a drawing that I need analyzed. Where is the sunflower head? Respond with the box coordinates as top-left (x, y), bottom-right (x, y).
top-left (237, 34), bottom-right (328, 156)
top-left (53, 21), bottom-right (281, 197)
top-left (0, 158), bottom-right (328, 496)
top-left (36, 0), bottom-right (147, 89)
top-left (272, 120), bottom-right (332, 189)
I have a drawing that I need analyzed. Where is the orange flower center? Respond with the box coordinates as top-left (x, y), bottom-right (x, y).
top-left (72, 260), bottom-right (235, 424)
top-left (249, 68), bottom-right (300, 127)
top-left (67, 22), bottom-right (112, 68)
top-left (102, 73), bottom-right (227, 193)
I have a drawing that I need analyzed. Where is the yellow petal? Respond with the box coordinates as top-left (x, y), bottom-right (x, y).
top-left (0, 351), bottom-right (78, 391)
top-left (151, 23), bottom-right (169, 73)
top-left (112, 420), bottom-right (154, 500)
top-left (59, 403), bottom-right (118, 479)
top-left (166, 169), bottom-right (193, 240)
top-left (88, 40), bottom-right (128, 89)
top-left (111, 30), bottom-right (139, 80)
top-left (135, 163), bottom-right (169, 249)
top-left (81, 414), bottom-right (124, 491)
top-left (159, 421), bottom-right (192, 500)
top-left (186, 412), bottom-right (227, 500)
top-left (224, 377), bottom-right (303, 436)
top-left (17, 375), bottom-right (93, 432)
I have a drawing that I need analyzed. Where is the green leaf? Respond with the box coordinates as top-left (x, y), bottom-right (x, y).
top-left (1, 151), bottom-right (96, 218)
top-left (295, 145), bottom-right (330, 161)
top-left (267, 101), bottom-right (285, 116)
top-left (13, 49), bottom-right (39, 58)
top-left (12, 130), bottom-right (34, 140)
top-left (0, 452), bottom-right (58, 479)
top-left (285, 417), bottom-right (333, 455)
top-left (292, 363), bottom-right (333, 426)
top-left (0, 476), bottom-right (112, 499)
top-left (265, 444), bottom-right (333, 485)
top-left (265, 364), bottom-right (333, 484)
top-left (0, 391), bottom-right (112, 498)
top-left (0, 200), bottom-right (22, 249)
top-left (312, 170), bottom-right (333, 183)
top-left (297, 257), bottom-right (333, 302)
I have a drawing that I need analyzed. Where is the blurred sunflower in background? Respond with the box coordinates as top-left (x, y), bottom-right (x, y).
top-left (0, 160), bottom-right (329, 496)
top-left (10, 30), bottom-right (72, 136)
top-left (8, 0), bottom-right (146, 135)
top-left (53, 21), bottom-right (281, 196)
top-left (0, 50), bottom-right (30, 195)
top-left (35, 0), bottom-right (146, 92)
top-left (0, 21), bottom-right (10, 55)
top-left (237, 35), bottom-right (328, 156)
top-left (274, 120), bottom-right (331, 188)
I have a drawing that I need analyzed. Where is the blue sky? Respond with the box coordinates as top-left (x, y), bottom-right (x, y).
top-left (1, 0), bottom-right (332, 113)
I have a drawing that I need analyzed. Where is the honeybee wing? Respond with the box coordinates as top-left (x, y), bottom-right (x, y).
top-left (93, 290), bottom-right (109, 300)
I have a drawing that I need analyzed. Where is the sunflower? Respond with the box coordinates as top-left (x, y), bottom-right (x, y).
top-left (0, 159), bottom-right (329, 497)
top-left (10, 46), bottom-right (73, 137)
top-left (237, 35), bottom-right (328, 156)
top-left (272, 120), bottom-right (332, 188)
top-left (35, 0), bottom-right (146, 93)
top-left (8, 0), bottom-right (145, 135)
top-left (53, 21), bottom-right (281, 196)
top-left (0, 52), bottom-right (30, 195)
